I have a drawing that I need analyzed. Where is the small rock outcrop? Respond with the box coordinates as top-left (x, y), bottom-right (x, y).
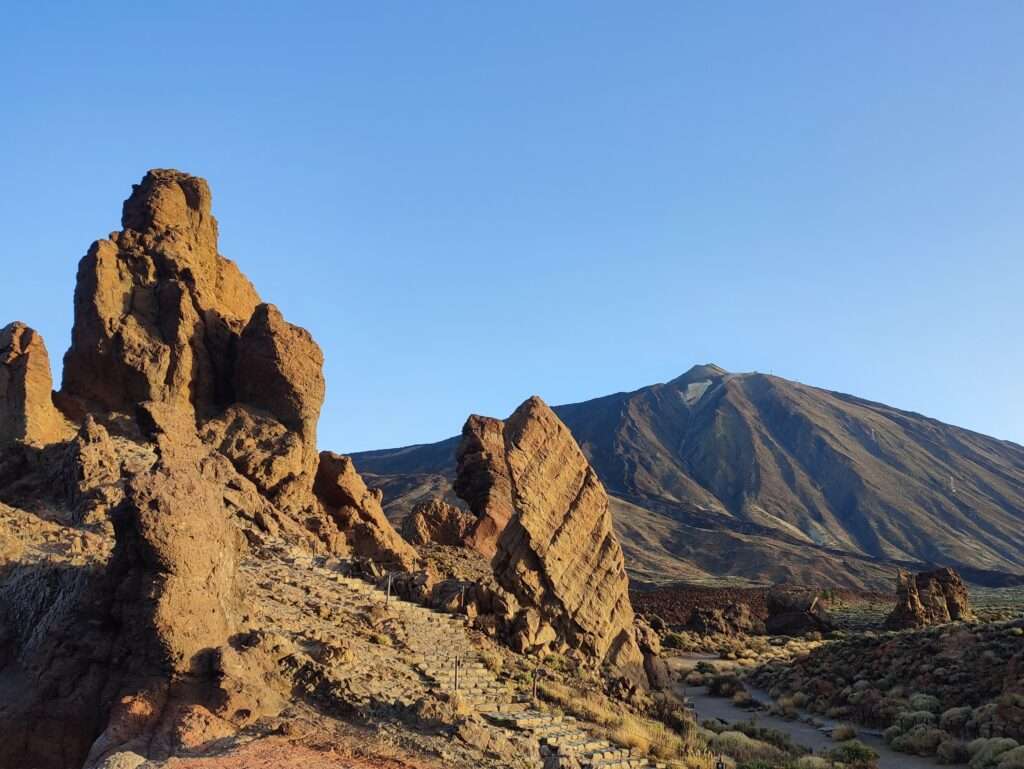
top-left (401, 499), bottom-right (476, 546)
top-left (885, 567), bottom-right (975, 629)
top-left (314, 452), bottom-right (418, 571)
top-left (687, 605), bottom-right (766, 637)
top-left (455, 396), bottom-right (644, 675)
top-left (0, 322), bottom-right (67, 447)
top-left (764, 589), bottom-right (834, 636)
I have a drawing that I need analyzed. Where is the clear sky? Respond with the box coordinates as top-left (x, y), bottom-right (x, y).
top-left (2, 2), bottom-right (1021, 452)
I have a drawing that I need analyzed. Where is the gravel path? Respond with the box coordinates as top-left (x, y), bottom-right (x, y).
top-left (680, 685), bottom-right (966, 769)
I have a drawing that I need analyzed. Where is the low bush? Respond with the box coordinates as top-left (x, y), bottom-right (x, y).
top-left (832, 723), bottom-right (858, 741)
top-left (827, 739), bottom-right (879, 768)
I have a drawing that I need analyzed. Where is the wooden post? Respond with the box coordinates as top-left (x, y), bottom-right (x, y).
top-left (385, 572), bottom-right (392, 608)
top-left (460, 584), bottom-right (467, 613)
top-left (454, 655), bottom-right (461, 692)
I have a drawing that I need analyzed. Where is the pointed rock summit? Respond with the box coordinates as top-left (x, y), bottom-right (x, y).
top-left (61, 169), bottom-right (262, 418)
top-left (0, 170), bottom-right (416, 768)
top-left (455, 396), bottom-right (645, 674)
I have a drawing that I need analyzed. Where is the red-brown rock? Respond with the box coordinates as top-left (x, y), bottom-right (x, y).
top-left (401, 499), bottom-right (476, 546)
top-left (455, 396), bottom-right (644, 674)
top-left (885, 567), bottom-right (975, 629)
top-left (0, 322), bottom-right (67, 447)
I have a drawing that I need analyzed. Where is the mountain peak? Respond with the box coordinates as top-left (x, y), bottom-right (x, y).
top-left (670, 363), bottom-right (729, 386)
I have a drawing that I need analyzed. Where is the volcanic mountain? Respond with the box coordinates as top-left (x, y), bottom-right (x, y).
top-left (353, 365), bottom-right (1024, 590)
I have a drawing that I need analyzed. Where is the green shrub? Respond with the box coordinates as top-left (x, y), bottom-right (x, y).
top-left (828, 739), bottom-right (880, 767)
top-left (969, 738), bottom-right (1020, 769)
top-left (941, 706), bottom-right (974, 735)
top-left (909, 693), bottom-right (943, 713)
top-left (937, 739), bottom-right (969, 764)
top-left (708, 673), bottom-right (743, 698)
top-left (896, 710), bottom-right (938, 731)
top-left (890, 725), bottom-right (946, 756)
top-left (997, 745), bottom-right (1024, 769)
top-left (662, 632), bottom-right (685, 649)
top-left (832, 723), bottom-right (858, 741)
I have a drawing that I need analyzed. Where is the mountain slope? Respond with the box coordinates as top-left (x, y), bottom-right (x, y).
top-left (352, 365), bottom-right (1024, 589)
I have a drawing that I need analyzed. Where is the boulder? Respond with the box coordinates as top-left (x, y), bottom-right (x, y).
top-left (688, 604), bottom-right (766, 636)
top-left (454, 396), bottom-right (645, 676)
top-left (0, 322), bottom-right (67, 447)
top-left (885, 567), bottom-right (975, 629)
top-left (764, 589), bottom-right (834, 636)
top-left (314, 452), bottom-right (418, 571)
top-left (401, 499), bottom-right (476, 546)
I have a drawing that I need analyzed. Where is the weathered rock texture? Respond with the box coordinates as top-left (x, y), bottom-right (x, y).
top-left (455, 415), bottom-right (516, 558)
top-left (314, 452), bottom-right (417, 571)
top-left (401, 499), bottom-right (476, 547)
top-left (885, 567), bottom-right (975, 629)
top-left (764, 589), bottom-right (834, 636)
top-left (0, 322), bottom-right (67, 447)
top-left (0, 170), bottom-right (416, 769)
top-left (61, 170), bottom-right (261, 418)
top-left (455, 396), bottom-right (643, 673)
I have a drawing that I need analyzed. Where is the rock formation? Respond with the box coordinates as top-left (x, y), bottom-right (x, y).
top-left (401, 498), bottom-right (476, 546)
top-left (0, 322), bottom-right (67, 447)
top-left (454, 396), bottom-right (644, 675)
top-left (314, 452), bottom-right (417, 571)
top-left (455, 415), bottom-right (517, 558)
top-left (60, 169), bottom-right (261, 419)
top-left (764, 589), bottom-right (834, 636)
top-left (885, 567), bottom-right (975, 629)
top-left (0, 169), bottom-right (417, 769)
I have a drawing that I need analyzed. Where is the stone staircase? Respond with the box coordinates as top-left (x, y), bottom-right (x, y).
top-left (338, 572), bottom-right (666, 769)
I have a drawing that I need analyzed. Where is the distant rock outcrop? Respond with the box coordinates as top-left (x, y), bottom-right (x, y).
top-left (314, 452), bottom-right (418, 571)
top-left (0, 322), bottom-right (67, 447)
top-left (885, 567), bottom-right (975, 629)
top-left (401, 498), bottom-right (476, 547)
top-left (455, 396), bottom-right (645, 676)
top-left (764, 589), bottom-right (834, 636)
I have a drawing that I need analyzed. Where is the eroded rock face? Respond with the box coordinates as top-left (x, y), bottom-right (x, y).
top-left (401, 499), bottom-right (476, 547)
top-left (314, 452), bottom-right (418, 571)
top-left (454, 415), bottom-right (516, 558)
top-left (0, 322), bottom-right (66, 447)
top-left (61, 169), bottom-right (261, 418)
top-left (0, 170), bottom-right (417, 769)
top-left (455, 396), bottom-right (644, 674)
top-left (885, 567), bottom-right (975, 629)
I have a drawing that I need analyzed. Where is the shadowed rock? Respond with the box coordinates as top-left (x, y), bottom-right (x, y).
top-left (0, 322), bottom-right (67, 447)
top-left (401, 498), bottom-right (476, 546)
top-left (885, 567), bottom-right (975, 629)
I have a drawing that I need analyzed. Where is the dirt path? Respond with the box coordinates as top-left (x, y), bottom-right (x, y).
top-left (680, 684), bottom-right (966, 769)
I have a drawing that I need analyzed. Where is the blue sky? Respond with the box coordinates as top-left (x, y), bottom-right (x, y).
top-left (2, 2), bottom-right (1021, 452)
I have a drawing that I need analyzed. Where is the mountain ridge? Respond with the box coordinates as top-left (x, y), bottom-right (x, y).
top-left (352, 365), bottom-right (1024, 590)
